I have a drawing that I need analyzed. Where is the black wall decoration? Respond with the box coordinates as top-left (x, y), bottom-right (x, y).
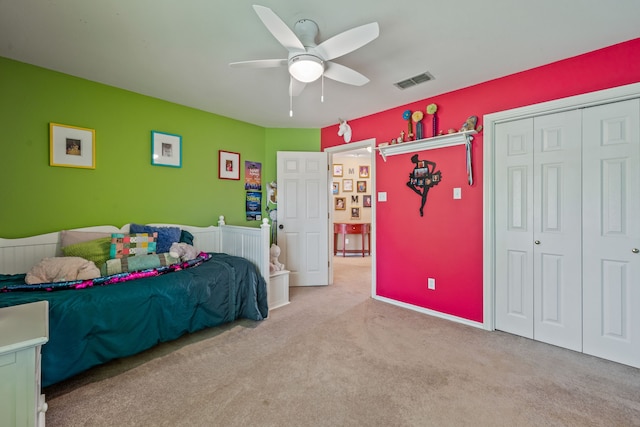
top-left (407, 154), bottom-right (441, 217)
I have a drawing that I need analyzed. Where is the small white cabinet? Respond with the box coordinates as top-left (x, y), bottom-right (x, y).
top-left (268, 270), bottom-right (290, 310)
top-left (0, 301), bottom-right (49, 427)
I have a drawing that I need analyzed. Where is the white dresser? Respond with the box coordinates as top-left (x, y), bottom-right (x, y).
top-left (0, 301), bottom-right (49, 427)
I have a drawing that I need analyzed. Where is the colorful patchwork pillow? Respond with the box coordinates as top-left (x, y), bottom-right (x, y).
top-left (110, 233), bottom-right (157, 259)
top-left (129, 224), bottom-right (181, 254)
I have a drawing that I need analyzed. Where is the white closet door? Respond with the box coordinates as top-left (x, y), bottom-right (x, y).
top-left (495, 118), bottom-right (535, 338)
top-left (582, 99), bottom-right (640, 368)
top-left (532, 111), bottom-right (583, 352)
top-left (495, 111), bottom-right (582, 352)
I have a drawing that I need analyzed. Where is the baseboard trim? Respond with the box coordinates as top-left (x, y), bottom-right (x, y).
top-left (373, 295), bottom-right (485, 329)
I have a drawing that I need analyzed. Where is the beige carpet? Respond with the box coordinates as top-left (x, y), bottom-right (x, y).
top-left (44, 256), bottom-right (640, 426)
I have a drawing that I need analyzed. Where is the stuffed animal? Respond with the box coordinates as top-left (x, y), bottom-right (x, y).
top-left (270, 243), bottom-right (284, 273)
top-left (169, 242), bottom-right (198, 262)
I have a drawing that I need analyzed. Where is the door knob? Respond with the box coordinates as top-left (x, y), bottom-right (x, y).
top-left (279, 224), bottom-right (284, 229)
top-left (633, 248), bottom-right (639, 254)
top-left (534, 240), bottom-right (541, 245)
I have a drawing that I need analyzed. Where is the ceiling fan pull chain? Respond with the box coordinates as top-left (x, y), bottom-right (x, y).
top-left (289, 92), bottom-right (293, 117)
top-left (321, 74), bottom-right (325, 103)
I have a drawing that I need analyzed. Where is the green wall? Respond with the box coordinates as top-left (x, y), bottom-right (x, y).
top-left (263, 127), bottom-right (321, 187)
top-left (0, 57), bottom-right (319, 238)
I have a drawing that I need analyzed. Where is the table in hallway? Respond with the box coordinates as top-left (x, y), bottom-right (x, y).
top-left (333, 223), bottom-right (371, 257)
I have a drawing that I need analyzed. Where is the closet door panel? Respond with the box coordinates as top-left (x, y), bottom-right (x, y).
top-left (532, 111), bottom-right (583, 352)
top-left (583, 99), bottom-right (640, 368)
top-left (495, 119), bottom-right (534, 338)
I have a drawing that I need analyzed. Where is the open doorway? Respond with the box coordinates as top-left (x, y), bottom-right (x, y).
top-left (325, 139), bottom-right (376, 296)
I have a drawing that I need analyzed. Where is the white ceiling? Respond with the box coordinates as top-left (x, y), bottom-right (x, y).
top-left (1, 1), bottom-right (639, 129)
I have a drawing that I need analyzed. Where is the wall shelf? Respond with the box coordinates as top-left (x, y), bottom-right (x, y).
top-left (376, 130), bottom-right (477, 161)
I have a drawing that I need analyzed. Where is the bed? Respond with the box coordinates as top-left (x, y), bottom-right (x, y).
top-left (0, 216), bottom-right (271, 387)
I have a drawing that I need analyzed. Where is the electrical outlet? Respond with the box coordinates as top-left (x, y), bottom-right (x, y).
top-left (345, 238), bottom-right (349, 244)
top-left (453, 187), bottom-right (462, 199)
top-left (427, 278), bottom-right (436, 290)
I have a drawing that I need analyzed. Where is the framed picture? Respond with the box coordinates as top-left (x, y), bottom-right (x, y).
top-left (335, 197), bottom-right (346, 210)
top-left (343, 179), bottom-right (353, 192)
top-left (359, 165), bottom-right (370, 178)
top-left (351, 207), bottom-right (360, 219)
top-left (219, 150), bottom-right (240, 180)
top-left (332, 164), bottom-right (343, 177)
top-left (363, 195), bottom-right (372, 208)
top-left (332, 182), bottom-right (340, 195)
top-left (151, 130), bottom-right (182, 168)
top-left (49, 123), bottom-right (95, 169)
top-left (357, 180), bottom-right (367, 193)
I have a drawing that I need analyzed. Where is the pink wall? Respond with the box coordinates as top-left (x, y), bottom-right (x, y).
top-left (321, 38), bottom-right (640, 323)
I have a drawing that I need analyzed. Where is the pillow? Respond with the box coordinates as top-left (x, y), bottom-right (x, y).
top-left (180, 229), bottom-right (194, 246)
top-left (26, 256), bottom-right (101, 284)
top-left (129, 224), bottom-right (181, 254)
top-left (110, 233), bottom-right (157, 259)
top-left (101, 253), bottom-right (179, 276)
top-left (61, 237), bottom-right (112, 268)
top-left (61, 230), bottom-right (112, 248)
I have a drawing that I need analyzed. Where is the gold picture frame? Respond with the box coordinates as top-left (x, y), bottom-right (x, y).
top-left (332, 164), bottom-right (343, 177)
top-left (343, 179), bottom-right (353, 192)
top-left (49, 123), bottom-right (95, 169)
top-left (332, 182), bottom-right (340, 195)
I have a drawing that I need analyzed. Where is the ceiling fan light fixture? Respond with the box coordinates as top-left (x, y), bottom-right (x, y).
top-left (289, 54), bottom-right (324, 83)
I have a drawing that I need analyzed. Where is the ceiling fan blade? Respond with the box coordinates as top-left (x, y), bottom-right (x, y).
top-left (229, 59), bottom-right (287, 69)
top-left (289, 77), bottom-right (307, 96)
top-left (324, 62), bottom-right (370, 86)
top-left (253, 5), bottom-right (305, 52)
top-left (315, 22), bottom-right (379, 61)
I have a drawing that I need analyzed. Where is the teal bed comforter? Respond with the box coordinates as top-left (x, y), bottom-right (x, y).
top-left (0, 253), bottom-right (268, 387)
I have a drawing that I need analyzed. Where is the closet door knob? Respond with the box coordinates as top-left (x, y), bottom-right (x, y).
top-left (534, 240), bottom-right (541, 245)
top-left (633, 248), bottom-right (639, 254)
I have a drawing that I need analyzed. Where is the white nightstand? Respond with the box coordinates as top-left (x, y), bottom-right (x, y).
top-left (0, 301), bottom-right (49, 427)
top-left (268, 270), bottom-right (290, 310)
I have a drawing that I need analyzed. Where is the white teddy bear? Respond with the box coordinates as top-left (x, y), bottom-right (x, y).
top-left (169, 242), bottom-right (198, 262)
top-left (269, 244), bottom-right (284, 273)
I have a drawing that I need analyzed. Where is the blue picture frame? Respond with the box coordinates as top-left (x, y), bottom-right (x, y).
top-left (151, 130), bottom-right (182, 168)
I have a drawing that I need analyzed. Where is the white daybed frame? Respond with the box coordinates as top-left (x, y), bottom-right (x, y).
top-left (0, 216), bottom-right (271, 282)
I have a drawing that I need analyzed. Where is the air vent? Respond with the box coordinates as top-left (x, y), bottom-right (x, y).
top-left (394, 72), bottom-right (434, 90)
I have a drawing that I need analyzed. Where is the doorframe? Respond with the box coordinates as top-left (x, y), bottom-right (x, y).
top-left (483, 82), bottom-right (640, 331)
top-left (325, 138), bottom-right (377, 296)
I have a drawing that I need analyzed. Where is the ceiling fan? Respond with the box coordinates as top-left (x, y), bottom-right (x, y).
top-left (230, 5), bottom-right (379, 103)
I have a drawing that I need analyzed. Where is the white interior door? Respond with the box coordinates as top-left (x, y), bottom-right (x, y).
top-left (277, 151), bottom-right (329, 287)
top-left (582, 99), bottom-right (640, 368)
top-left (532, 110), bottom-right (582, 352)
top-left (495, 118), bottom-right (535, 338)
